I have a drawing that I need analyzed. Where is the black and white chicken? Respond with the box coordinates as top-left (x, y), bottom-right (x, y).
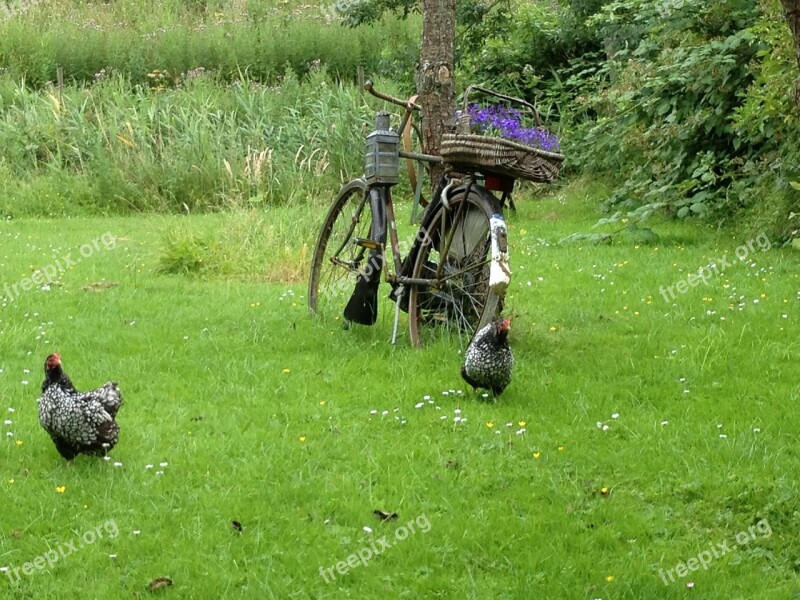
top-left (461, 318), bottom-right (514, 395)
top-left (38, 353), bottom-right (123, 461)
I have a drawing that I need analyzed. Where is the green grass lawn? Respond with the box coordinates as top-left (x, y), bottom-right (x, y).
top-left (1, 184), bottom-right (799, 599)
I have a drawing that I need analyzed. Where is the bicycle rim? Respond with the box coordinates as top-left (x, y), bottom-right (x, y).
top-left (308, 179), bottom-right (372, 323)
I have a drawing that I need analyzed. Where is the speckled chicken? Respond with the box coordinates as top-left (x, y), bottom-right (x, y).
top-left (461, 318), bottom-right (514, 395)
top-left (38, 353), bottom-right (123, 461)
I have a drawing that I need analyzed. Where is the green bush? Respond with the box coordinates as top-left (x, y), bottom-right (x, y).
top-left (158, 227), bottom-right (216, 275)
top-left (564, 0), bottom-right (775, 222)
top-left (729, 0), bottom-right (800, 239)
top-left (449, 0), bottom-right (798, 233)
top-left (458, 1), bottom-right (604, 103)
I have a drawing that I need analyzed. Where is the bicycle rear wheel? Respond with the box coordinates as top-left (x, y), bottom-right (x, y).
top-left (407, 186), bottom-right (504, 347)
top-left (308, 179), bottom-right (373, 323)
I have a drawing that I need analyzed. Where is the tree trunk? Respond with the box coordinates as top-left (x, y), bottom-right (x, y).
top-left (781, 0), bottom-right (800, 111)
top-left (417, 0), bottom-right (456, 193)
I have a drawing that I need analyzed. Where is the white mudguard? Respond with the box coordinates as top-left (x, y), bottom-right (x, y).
top-left (489, 213), bottom-right (511, 295)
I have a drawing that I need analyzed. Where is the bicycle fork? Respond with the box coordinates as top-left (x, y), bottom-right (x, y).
top-left (342, 185), bottom-right (406, 343)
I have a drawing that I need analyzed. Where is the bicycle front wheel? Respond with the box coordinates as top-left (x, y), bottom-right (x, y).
top-left (408, 187), bottom-right (504, 347)
top-left (308, 179), bottom-right (372, 323)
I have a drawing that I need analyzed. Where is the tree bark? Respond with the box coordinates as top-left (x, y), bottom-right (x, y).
top-left (417, 0), bottom-right (456, 193)
top-left (781, 0), bottom-right (800, 111)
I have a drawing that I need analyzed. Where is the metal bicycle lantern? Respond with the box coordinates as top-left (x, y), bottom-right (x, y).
top-left (365, 112), bottom-right (400, 186)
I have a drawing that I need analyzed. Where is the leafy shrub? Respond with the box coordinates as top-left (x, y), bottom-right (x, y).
top-left (729, 0), bottom-right (800, 239)
top-left (567, 0), bottom-right (770, 222)
top-left (459, 1), bottom-right (603, 101)
top-left (451, 0), bottom-right (798, 233)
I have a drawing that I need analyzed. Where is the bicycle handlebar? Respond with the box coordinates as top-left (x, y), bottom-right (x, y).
top-left (364, 80), bottom-right (421, 111)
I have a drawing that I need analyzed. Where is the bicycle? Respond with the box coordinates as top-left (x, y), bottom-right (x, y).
top-left (308, 81), bottom-right (554, 347)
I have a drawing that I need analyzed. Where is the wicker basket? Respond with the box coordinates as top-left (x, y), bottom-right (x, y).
top-left (441, 85), bottom-right (565, 184)
top-left (441, 133), bottom-right (565, 183)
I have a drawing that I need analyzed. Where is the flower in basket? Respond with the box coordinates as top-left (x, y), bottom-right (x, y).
top-left (467, 103), bottom-right (560, 153)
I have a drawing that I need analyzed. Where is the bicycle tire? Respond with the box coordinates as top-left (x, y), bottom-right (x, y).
top-left (308, 178), bottom-right (374, 323)
top-left (407, 186), bottom-right (504, 347)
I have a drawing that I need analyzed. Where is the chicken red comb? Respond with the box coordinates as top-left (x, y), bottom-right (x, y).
top-left (45, 353), bottom-right (62, 368)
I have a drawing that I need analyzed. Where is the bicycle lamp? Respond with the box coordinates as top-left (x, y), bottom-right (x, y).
top-left (365, 112), bottom-right (400, 186)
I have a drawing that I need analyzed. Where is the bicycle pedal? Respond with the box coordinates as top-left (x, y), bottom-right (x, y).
top-left (353, 237), bottom-right (381, 250)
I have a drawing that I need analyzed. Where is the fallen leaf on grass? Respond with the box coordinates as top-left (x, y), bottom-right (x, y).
top-left (373, 510), bottom-right (398, 522)
top-left (82, 281), bottom-right (118, 292)
top-left (147, 577), bottom-right (173, 592)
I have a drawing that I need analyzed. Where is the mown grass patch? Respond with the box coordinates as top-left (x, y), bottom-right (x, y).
top-left (1, 182), bottom-right (799, 597)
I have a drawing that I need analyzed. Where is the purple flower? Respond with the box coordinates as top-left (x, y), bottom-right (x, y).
top-left (466, 103), bottom-right (560, 152)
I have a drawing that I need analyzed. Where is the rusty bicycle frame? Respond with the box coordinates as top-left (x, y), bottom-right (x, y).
top-left (311, 81), bottom-right (511, 345)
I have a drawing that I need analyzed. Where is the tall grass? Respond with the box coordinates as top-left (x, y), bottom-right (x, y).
top-left (0, 0), bottom-right (419, 88)
top-left (157, 205), bottom-right (316, 282)
top-left (0, 0), bottom-right (422, 216)
top-left (0, 68), bottom-right (415, 216)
